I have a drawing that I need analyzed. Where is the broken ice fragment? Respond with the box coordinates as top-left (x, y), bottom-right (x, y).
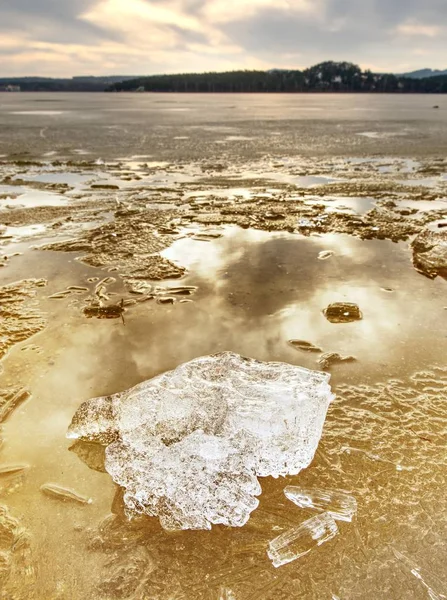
top-left (288, 340), bottom-right (323, 353)
top-left (193, 232), bottom-right (223, 241)
top-left (267, 513), bottom-right (338, 568)
top-left (40, 484), bottom-right (92, 505)
top-left (284, 486), bottom-right (357, 522)
top-left (0, 465), bottom-right (28, 478)
top-left (317, 353), bottom-right (356, 370)
top-left (323, 303), bottom-right (362, 324)
top-left (0, 389), bottom-right (30, 423)
top-left (318, 251), bottom-right (334, 260)
top-left (162, 286), bottom-right (197, 296)
top-left (156, 296), bottom-right (176, 305)
top-left (83, 304), bottom-right (124, 320)
top-left (68, 352), bottom-right (334, 530)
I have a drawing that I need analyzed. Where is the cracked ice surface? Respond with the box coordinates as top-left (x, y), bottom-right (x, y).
top-left (67, 352), bottom-right (334, 530)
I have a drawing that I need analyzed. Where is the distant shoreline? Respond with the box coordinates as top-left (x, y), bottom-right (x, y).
top-left (1, 90), bottom-right (446, 95)
top-left (1, 62), bottom-right (447, 94)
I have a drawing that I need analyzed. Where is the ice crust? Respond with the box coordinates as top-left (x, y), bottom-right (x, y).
top-left (67, 352), bottom-right (334, 530)
top-left (411, 229), bottom-right (447, 279)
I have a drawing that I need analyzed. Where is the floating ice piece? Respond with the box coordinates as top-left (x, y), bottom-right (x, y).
top-left (0, 464), bottom-right (29, 478)
top-left (288, 340), bottom-right (323, 353)
top-left (284, 486), bottom-right (357, 522)
top-left (317, 352), bottom-right (356, 370)
top-left (318, 250), bottom-right (334, 260)
top-left (267, 513), bottom-right (338, 568)
top-left (67, 352), bottom-right (334, 530)
top-left (323, 303), bottom-right (362, 324)
top-left (40, 483), bottom-right (92, 505)
top-left (0, 388), bottom-right (31, 423)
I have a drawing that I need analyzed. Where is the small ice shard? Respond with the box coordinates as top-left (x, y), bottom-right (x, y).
top-left (0, 464), bottom-right (29, 478)
top-left (192, 232), bottom-right (223, 241)
top-left (317, 352), bottom-right (356, 370)
top-left (323, 303), bottom-right (362, 324)
top-left (0, 389), bottom-right (30, 423)
top-left (83, 304), bottom-right (125, 320)
top-left (288, 340), bottom-right (323, 353)
top-left (68, 352), bottom-right (334, 530)
top-left (67, 286), bottom-right (90, 292)
top-left (162, 286), bottom-right (197, 296)
top-left (156, 296), bottom-right (176, 305)
top-left (48, 290), bottom-right (72, 299)
top-left (40, 483), bottom-right (92, 505)
top-left (284, 486), bottom-right (357, 522)
top-left (267, 513), bottom-right (338, 568)
top-left (318, 251), bottom-right (334, 260)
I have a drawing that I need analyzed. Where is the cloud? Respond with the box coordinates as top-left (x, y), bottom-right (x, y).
top-left (0, 0), bottom-right (117, 48)
top-left (0, 0), bottom-right (446, 75)
top-left (396, 22), bottom-right (442, 37)
top-left (216, 0), bottom-right (447, 71)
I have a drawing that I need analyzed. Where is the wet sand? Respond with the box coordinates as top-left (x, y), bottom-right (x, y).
top-left (0, 94), bottom-right (447, 599)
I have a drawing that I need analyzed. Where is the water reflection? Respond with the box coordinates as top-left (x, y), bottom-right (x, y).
top-left (0, 189), bottom-right (68, 209)
top-left (158, 227), bottom-right (446, 383)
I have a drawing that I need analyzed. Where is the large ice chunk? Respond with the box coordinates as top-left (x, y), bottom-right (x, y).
top-left (67, 352), bottom-right (334, 530)
top-left (107, 431), bottom-right (262, 530)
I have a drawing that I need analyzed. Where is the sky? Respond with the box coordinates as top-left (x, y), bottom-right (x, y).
top-left (0, 0), bottom-right (446, 77)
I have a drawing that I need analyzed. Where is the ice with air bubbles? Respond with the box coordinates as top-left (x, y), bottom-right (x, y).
top-left (67, 352), bottom-right (334, 530)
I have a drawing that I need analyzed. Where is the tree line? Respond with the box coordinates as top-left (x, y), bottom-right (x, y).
top-left (109, 61), bottom-right (447, 93)
top-left (1, 63), bottom-right (446, 93)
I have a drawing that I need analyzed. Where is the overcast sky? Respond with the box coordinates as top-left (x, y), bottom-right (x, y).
top-left (0, 0), bottom-right (446, 76)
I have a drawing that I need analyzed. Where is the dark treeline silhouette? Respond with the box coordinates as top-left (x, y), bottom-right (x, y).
top-left (1, 62), bottom-right (446, 93)
top-left (0, 76), bottom-right (137, 92)
top-left (110, 61), bottom-right (447, 93)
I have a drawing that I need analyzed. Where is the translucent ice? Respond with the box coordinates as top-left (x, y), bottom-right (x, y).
top-left (284, 486), bottom-right (357, 522)
top-left (67, 352), bottom-right (334, 530)
top-left (267, 513), bottom-right (338, 567)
